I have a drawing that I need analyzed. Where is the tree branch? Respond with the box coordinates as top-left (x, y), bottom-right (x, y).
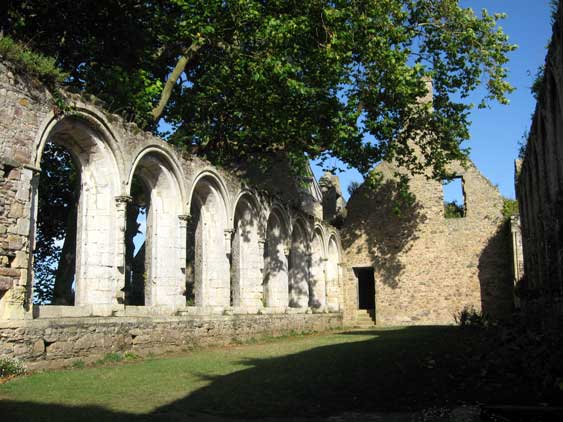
top-left (151, 41), bottom-right (203, 122)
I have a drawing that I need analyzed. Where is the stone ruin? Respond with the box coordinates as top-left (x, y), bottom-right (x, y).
top-left (0, 59), bottom-right (516, 366)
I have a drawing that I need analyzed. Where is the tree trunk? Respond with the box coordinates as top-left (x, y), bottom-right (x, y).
top-left (151, 41), bottom-right (203, 122)
top-left (53, 204), bottom-right (77, 305)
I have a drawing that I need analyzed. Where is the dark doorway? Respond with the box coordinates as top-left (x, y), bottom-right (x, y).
top-left (355, 267), bottom-right (375, 310)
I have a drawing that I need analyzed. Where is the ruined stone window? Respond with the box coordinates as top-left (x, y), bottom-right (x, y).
top-left (33, 142), bottom-right (79, 305)
top-left (442, 177), bottom-right (466, 218)
top-left (32, 117), bottom-right (121, 307)
top-left (124, 176), bottom-right (147, 306)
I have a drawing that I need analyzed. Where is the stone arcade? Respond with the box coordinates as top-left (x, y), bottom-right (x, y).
top-left (0, 61), bottom-right (514, 366)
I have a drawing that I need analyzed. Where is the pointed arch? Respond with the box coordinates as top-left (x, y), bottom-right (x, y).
top-left (187, 172), bottom-right (230, 307)
top-left (310, 225), bottom-right (327, 308)
top-left (232, 192), bottom-right (263, 307)
top-left (32, 113), bottom-right (122, 306)
top-left (127, 149), bottom-right (185, 307)
top-left (326, 232), bottom-right (341, 311)
top-left (263, 206), bottom-right (290, 307)
top-left (289, 217), bottom-right (310, 308)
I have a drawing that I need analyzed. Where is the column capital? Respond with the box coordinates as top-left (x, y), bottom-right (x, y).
top-left (115, 195), bottom-right (133, 205)
top-left (224, 229), bottom-right (234, 255)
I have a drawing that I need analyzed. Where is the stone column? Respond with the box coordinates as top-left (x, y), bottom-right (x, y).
top-left (322, 257), bottom-right (329, 310)
top-left (224, 229), bottom-right (234, 256)
top-left (114, 195), bottom-right (132, 304)
top-left (257, 237), bottom-right (266, 307)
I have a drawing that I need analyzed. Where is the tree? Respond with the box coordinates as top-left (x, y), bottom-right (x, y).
top-left (4, 0), bottom-right (515, 177)
top-left (33, 142), bottom-right (79, 304)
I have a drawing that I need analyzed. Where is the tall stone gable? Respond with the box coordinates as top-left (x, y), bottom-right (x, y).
top-left (340, 160), bottom-right (514, 325)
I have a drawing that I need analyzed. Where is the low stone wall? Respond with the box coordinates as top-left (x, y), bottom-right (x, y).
top-left (0, 312), bottom-right (342, 369)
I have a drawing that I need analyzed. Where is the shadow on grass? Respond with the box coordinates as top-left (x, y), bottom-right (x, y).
top-left (0, 326), bottom-right (537, 421)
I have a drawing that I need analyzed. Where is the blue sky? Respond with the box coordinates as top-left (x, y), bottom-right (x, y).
top-left (311, 0), bottom-right (554, 201)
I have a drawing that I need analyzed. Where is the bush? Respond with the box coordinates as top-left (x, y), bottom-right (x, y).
top-left (72, 360), bottom-right (85, 369)
top-left (444, 200), bottom-right (464, 218)
top-left (455, 306), bottom-right (489, 328)
top-left (123, 352), bottom-right (140, 361)
top-left (95, 352), bottom-right (123, 366)
top-left (0, 36), bottom-right (67, 85)
top-left (0, 356), bottom-right (27, 378)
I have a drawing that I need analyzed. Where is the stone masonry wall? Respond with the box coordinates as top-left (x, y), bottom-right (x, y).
top-left (341, 160), bottom-right (514, 326)
top-left (516, 3), bottom-right (563, 307)
top-left (0, 56), bottom-right (344, 360)
top-left (0, 312), bottom-right (342, 370)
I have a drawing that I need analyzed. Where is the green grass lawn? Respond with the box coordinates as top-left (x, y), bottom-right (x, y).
top-left (0, 326), bottom-right (537, 421)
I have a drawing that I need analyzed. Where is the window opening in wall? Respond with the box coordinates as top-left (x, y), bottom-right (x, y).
top-left (33, 142), bottom-right (79, 305)
top-left (185, 205), bottom-right (199, 306)
top-left (442, 177), bottom-right (466, 218)
top-left (354, 267), bottom-right (375, 310)
top-left (124, 176), bottom-right (147, 305)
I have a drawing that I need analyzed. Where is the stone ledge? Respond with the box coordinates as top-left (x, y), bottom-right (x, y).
top-left (0, 312), bottom-right (343, 367)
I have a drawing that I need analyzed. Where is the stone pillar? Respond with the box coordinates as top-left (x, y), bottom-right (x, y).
top-left (257, 237), bottom-right (266, 307)
top-left (224, 229), bottom-right (234, 256)
top-left (114, 195), bottom-right (132, 304)
top-left (283, 245), bottom-right (291, 308)
top-left (322, 257), bottom-right (329, 310)
top-left (511, 215), bottom-right (524, 309)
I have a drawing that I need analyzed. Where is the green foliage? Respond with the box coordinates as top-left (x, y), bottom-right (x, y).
top-left (455, 306), bottom-right (489, 327)
top-left (71, 360), bottom-right (85, 369)
top-left (96, 353), bottom-right (124, 366)
top-left (502, 198), bottom-right (519, 220)
top-left (444, 200), bottom-right (464, 218)
top-left (4, 1), bottom-right (516, 178)
top-left (0, 35), bottom-right (67, 85)
top-left (123, 352), bottom-right (141, 361)
top-left (531, 65), bottom-right (546, 101)
top-left (0, 356), bottom-right (27, 378)
top-left (517, 129), bottom-right (529, 160)
top-left (347, 181), bottom-right (361, 197)
top-left (551, 0), bottom-right (560, 24)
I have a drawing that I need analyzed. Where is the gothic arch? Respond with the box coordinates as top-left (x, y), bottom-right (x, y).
top-left (32, 113), bottom-right (122, 306)
top-left (263, 206), bottom-right (290, 307)
top-left (127, 149), bottom-right (185, 307)
top-left (289, 218), bottom-right (310, 308)
top-left (231, 192), bottom-right (263, 307)
top-left (188, 173), bottom-right (230, 307)
top-left (326, 233), bottom-right (341, 311)
top-left (310, 225), bottom-right (327, 308)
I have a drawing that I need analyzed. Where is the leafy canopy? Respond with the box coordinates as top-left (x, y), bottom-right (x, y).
top-left (4, 0), bottom-right (516, 177)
